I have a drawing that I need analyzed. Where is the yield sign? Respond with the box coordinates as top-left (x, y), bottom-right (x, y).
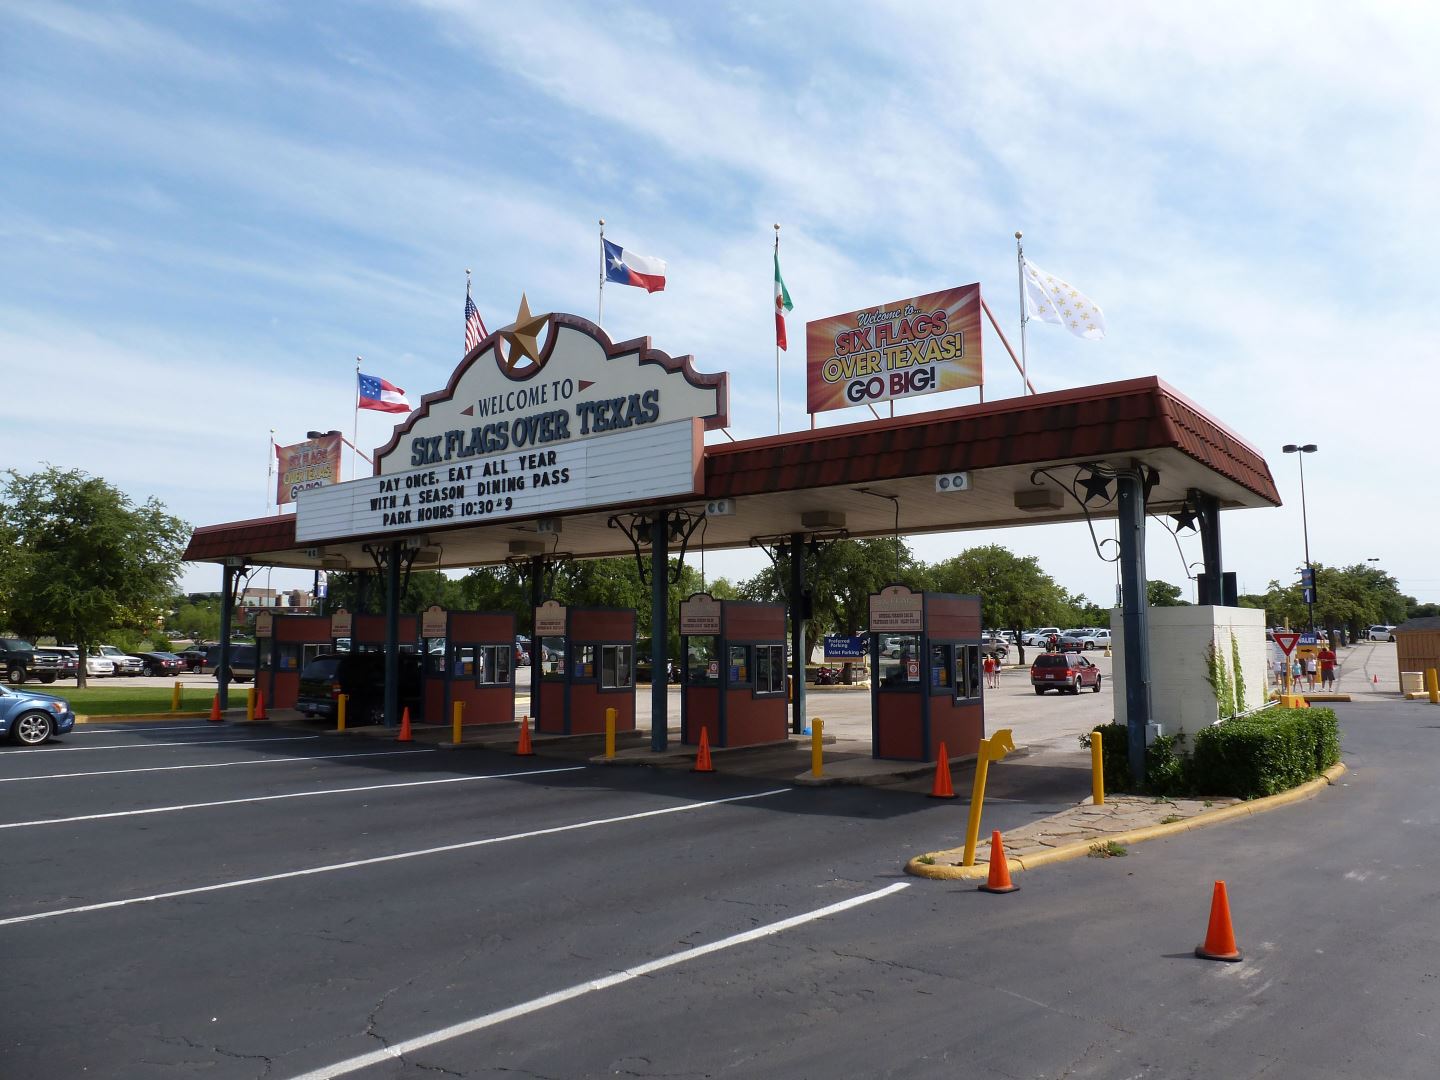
top-left (1274, 632), bottom-right (1301, 655)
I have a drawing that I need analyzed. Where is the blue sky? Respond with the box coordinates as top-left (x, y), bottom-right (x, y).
top-left (3, 1), bottom-right (1437, 605)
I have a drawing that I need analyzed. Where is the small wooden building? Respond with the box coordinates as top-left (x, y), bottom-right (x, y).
top-left (1393, 617), bottom-right (1440, 688)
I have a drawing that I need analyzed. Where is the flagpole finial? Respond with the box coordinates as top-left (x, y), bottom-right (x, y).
top-left (465, 268), bottom-right (471, 276)
top-left (1015, 231), bottom-right (1022, 240)
top-left (598, 218), bottom-right (605, 227)
top-left (774, 223), bottom-right (780, 231)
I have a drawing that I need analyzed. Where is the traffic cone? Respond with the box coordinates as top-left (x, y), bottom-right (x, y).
top-left (927, 742), bottom-right (957, 799)
top-left (253, 689), bottom-right (268, 721)
top-left (978, 830), bottom-right (1020, 893)
top-left (396, 706), bottom-right (413, 743)
top-left (692, 726), bottom-right (714, 773)
top-left (1194, 880), bottom-right (1243, 961)
top-left (515, 714), bottom-right (534, 756)
top-left (208, 694), bottom-right (223, 723)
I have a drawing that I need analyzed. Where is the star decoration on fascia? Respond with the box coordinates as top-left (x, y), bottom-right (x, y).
top-left (1080, 469), bottom-right (1112, 504)
top-left (1171, 505), bottom-right (1198, 531)
top-left (498, 294), bottom-right (550, 372)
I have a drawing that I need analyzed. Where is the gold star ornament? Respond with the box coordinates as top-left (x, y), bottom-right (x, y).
top-left (498, 294), bottom-right (550, 373)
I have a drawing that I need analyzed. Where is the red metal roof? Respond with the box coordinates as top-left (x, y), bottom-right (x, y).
top-left (184, 513), bottom-right (297, 562)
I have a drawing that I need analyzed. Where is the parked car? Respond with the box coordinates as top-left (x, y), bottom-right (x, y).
top-left (202, 643), bottom-right (258, 682)
top-left (130, 651), bottom-right (186, 677)
top-left (54, 646), bottom-right (114, 678)
top-left (1022, 627), bottom-right (1062, 647)
top-left (95, 645), bottom-right (144, 677)
top-left (1368, 625), bottom-right (1396, 642)
top-left (980, 635), bottom-right (1009, 660)
top-left (295, 652), bottom-right (423, 726)
top-left (177, 647), bottom-right (209, 672)
top-left (1030, 651), bottom-right (1103, 694)
top-left (515, 636), bottom-right (532, 667)
top-left (1, 683), bottom-right (76, 745)
top-left (0, 638), bottom-right (66, 684)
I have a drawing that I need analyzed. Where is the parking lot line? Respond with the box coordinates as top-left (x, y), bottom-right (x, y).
top-left (0, 766), bottom-right (588, 830)
top-left (287, 882), bottom-right (911, 1080)
top-left (0, 747), bottom-right (438, 784)
top-left (0, 788), bottom-right (789, 928)
top-left (0, 734), bottom-right (323, 754)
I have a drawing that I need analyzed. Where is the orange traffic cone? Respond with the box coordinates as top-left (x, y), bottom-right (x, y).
top-left (253, 689), bottom-right (268, 721)
top-left (927, 742), bottom-right (956, 799)
top-left (1194, 880), bottom-right (1243, 962)
top-left (692, 726), bottom-right (715, 773)
top-left (978, 830), bottom-right (1020, 893)
top-left (396, 706), bottom-right (413, 743)
top-left (515, 714), bottom-right (534, 757)
top-left (209, 694), bottom-right (223, 723)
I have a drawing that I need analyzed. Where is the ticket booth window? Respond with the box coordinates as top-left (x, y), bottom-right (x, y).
top-left (600, 644), bottom-right (634, 688)
top-left (477, 644), bottom-right (512, 686)
top-left (878, 634), bottom-right (922, 688)
top-left (728, 644), bottom-right (750, 684)
top-left (954, 644), bottom-right (982, 700)
top-left (929, 643), bottom-right (951, 689)
top-left (573, 643), bottom-right (597, 680)
top-left (540, 638), bottom-right (566, 679)
top-left (755, 644), bottom-right (786, 694)
top-left (274, 642), bottom-right (300, 672)
top-left (301, 643), bottom-right (327, 667)
top-left (453, 645), bottom-right (477, 678)
top-left (687, 636), bottom-right (721, 685)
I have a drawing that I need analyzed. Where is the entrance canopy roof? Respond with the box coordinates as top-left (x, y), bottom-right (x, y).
top-left (184, 376), bottom-right (1280, 573)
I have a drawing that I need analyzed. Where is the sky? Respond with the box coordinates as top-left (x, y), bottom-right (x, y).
top-left (3, 0), bottom-right (1438, 608)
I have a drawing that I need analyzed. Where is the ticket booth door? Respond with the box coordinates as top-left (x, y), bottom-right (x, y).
top-left (681, 634), bottom-right (722, 746)
top-left (871, 630), bottom-right (926, 760)
top-left (534, 635), bottom-right (568, 735)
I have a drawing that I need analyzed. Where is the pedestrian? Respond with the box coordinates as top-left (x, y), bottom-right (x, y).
top-left (1318, 643), bottom-right (1337, 691)
top-left (1304, 654), bottom-right (1317, 691)
top-left (981, 653), bottom-right (994, 689)
top-left (1290, 657), bottom-right (1303, 688)
top-left (1272, 655), bottom-right (1285, 688)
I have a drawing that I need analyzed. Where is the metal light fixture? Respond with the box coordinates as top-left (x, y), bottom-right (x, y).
top-left (1282, 443), bottom-right (1318, 632)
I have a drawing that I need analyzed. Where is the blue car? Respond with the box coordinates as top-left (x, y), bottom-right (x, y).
top-left (1, 685), bottom-right (76, 745)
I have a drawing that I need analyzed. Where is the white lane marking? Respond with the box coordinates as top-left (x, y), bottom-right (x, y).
top-left (288, 882), bottom-right (910, 1080)
top-left (0, 767), bottom-right (588, 829)
top-left (69, 724), bottom-right (219, 734)
top-left (2, 735), bottom-right (322, 754)
top-left (0, 788), bottom-right (789, 927)
top-left (0, 748), bottom-right (438, 784)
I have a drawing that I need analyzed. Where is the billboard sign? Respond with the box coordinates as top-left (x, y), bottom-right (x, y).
top-left (806, 284), bottom-right (982, 414)
top-left (277, 434), bottom-right (343, 505)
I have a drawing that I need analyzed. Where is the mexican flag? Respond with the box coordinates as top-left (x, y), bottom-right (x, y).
top-left (774, 252), bottom-right (793, 350)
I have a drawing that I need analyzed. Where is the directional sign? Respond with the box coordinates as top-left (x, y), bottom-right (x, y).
top-left (1274, 632), bottom-right (1301, 656)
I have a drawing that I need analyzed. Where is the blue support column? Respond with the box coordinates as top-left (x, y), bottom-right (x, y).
top-left (217, 564), bottom-right (235, 711)
top-left (1117, 469), bottom-right (1153, 785)
top-left (650, 511), bottom-right (669, 751)
top-left (790, 533), bottom-right (807, 736)
top-left (384, 540), bottom-right (400, 728)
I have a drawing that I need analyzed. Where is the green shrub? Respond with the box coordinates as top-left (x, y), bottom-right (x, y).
top-left (1082, 723), bottom-right (1187, 796)
top-left (1190, 707), bottom-right (1341, 798)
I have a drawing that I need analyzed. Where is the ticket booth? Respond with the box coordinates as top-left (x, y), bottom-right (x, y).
top-left (678, 594), bottom-right (789, 748)
top-left (417, 605), bottom-right (517, 727)
top-left (256, 611), bottom-right (334, 709)
top-left (869, 585), bottom-right (984, 761)
top-left (349, 612), bottom-right (420, 654)
top-left (533, 600), bottom-right (637, 736)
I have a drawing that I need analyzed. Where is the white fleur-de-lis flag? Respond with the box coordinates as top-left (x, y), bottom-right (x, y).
top-left (1022, 261), bottom-right (1106, 341)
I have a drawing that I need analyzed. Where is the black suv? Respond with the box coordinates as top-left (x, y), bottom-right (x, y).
top-left (296, 652), bottom-right (423, 726)
top-left (202, 643), bottom-right (257, 682)
top-left (1, 638), bottom-right (64, 685)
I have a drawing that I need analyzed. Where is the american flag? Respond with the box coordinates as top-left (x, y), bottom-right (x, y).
top-left (464, 284), bottom-right (488, 353)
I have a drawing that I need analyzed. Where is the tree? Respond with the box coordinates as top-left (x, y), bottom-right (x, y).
top-left (1146, 580), bottom-right (1188, 607)
top-left (0, 467), bottom-right (189, 687)
top-left (926, 545), bottom-right (1070, 663)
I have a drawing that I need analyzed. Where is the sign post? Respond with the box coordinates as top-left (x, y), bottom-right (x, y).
top-left (1274, 632), bottom-right (1301, 695)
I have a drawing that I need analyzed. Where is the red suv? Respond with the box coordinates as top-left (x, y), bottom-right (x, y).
top-left (1030, 651), bottom-right (1102, 695)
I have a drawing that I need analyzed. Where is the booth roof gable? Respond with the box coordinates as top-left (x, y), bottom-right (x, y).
top-left (182, 376), bottom-right (1280, 569)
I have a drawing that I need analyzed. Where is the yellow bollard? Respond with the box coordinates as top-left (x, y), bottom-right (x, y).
top-left (810, 718), bottom-right (824, 777)
top-left (605, 706), bottom-right (616, 760)
top-left (962, 729), bottom-right (1016, 866)
top-left (1091, 729), bottom-right (1105, 805)
top-left (171, 681), bottom-right (182, 711)
top-left (452, 699), bottom-right (465, 744)
top-left (246, 687), bottom-right (256, 722)
top-left (1428, 668), bottom-right (1439, 705)
top-left (336, 693), bottom-right (348, 732)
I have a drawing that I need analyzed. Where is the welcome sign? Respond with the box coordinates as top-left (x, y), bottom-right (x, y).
top-left (806, 284), bottom-right (983, 414)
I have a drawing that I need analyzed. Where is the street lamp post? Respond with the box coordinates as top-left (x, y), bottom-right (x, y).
top-left (1282, 443), bottom-right (1318, 633)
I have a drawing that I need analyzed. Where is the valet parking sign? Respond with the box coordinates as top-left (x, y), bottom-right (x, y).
top-left (806, 284), bottom-right (983, 414)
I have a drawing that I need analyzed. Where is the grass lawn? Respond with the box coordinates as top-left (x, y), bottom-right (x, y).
top-left (45, 685), bottom-right (210, 716)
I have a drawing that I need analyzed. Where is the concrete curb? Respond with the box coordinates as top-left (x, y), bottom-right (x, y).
top-left (905, 762), bottom-right (1348, 881)
top-left (74, 711), bottom-right (212, 724)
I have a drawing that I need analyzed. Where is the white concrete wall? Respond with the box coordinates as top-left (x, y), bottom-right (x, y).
top-left (1111, 606), bottom-right (1268, 746)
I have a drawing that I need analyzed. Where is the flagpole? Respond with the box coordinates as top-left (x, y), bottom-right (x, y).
top-left (774, 224), bottom-right (782, 435)
top-left (353, 356), bottom-right (362, 480)
top-left (597, 219), bottom-right (606, 327)
top-left (267, 428), bottom-right (276, 515)
top-left (1015, 231), bottom-right (1029, 395)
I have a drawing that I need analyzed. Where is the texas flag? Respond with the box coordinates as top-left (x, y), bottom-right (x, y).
top-left (357, 372), bottom-right (411, 414)
top-left (603, 238), bottom-right (667, 293)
